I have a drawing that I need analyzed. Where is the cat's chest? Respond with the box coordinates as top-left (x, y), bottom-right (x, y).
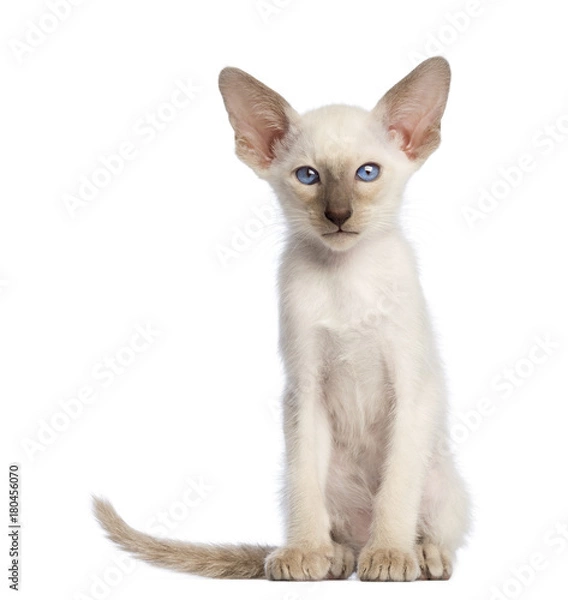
top-left (314, 267), bottom-right (391, 429)
top-left (313, 265), bottom-right (389, 342)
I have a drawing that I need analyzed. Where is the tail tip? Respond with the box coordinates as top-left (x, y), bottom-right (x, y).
top-left (91, 495), bottom-right (121, 531)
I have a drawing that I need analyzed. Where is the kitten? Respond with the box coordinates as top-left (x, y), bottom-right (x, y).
top-left (94, 57), bottom-right (470, 582)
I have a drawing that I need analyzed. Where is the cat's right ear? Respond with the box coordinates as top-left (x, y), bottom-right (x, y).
top-left (373, 57), bottom-right (451, 163)
top-left (218, 68), bottom-right (297, 174)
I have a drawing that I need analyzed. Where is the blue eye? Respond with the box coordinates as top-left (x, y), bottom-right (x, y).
top-left (296, 166), bottom-right (320, 185)
top-left (356, 163), bottom-right (380, 182)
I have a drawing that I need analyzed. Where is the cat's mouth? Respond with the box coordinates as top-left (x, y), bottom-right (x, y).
top-left (322, 230), bottom-right (359, 236)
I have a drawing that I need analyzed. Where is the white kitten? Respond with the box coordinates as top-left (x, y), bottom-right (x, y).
top-left (94, 57), bottom-right (470, 582)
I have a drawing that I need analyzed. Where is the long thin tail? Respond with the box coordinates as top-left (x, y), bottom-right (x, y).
top-left (92, 496), bottom-right (274, 579)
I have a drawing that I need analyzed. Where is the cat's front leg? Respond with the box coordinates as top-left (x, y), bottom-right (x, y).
top-left (265, 371), bottom-right (354, 581)
top-left (358, 315), bottom-right (444, 582)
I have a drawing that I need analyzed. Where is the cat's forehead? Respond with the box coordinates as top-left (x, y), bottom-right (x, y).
top-left (296, 105), bottom-right (385, 175)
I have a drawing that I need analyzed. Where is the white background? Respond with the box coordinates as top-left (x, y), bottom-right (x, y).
top-left (2, 1), bottom-right (568, 599)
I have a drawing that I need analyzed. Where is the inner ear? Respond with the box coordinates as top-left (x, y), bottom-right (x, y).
top-left (373, 57), bottom-right (451, 162)
top-left (219, 68), bottom-right (297, 172)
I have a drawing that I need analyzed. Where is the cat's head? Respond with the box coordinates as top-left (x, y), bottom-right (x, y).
top-left (219, 58), bottom-right (450, 252)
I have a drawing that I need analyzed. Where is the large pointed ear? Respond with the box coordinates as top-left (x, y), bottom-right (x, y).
top-left (218, 67), bottom-right (297, 173)
top-left (374, 57), bottom-right (451, 162)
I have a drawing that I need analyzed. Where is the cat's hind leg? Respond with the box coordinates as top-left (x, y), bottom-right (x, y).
top-left (416, 454), bottom-right (470, 580)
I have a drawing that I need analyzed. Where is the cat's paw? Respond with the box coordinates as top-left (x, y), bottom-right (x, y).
top-left (328, 543), bottom-right (356, 579)
top-left (265, 543), bottom-right (354, 581)
top-left (417, 542), bottom-right (453, 580)
top-left (357, 546), bottom-right (420, 582)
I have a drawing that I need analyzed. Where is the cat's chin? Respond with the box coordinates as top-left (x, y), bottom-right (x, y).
top-left (320, 231), bottom-right (361, 251)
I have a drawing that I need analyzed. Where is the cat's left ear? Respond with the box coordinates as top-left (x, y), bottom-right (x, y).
top-left (374, 57), bottom-right (451, 162)
top-left (219, 67), bottom-right (298, 174)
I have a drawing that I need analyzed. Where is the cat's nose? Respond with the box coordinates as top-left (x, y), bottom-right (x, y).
top-left (324, 208), bottom-right (352, 228)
